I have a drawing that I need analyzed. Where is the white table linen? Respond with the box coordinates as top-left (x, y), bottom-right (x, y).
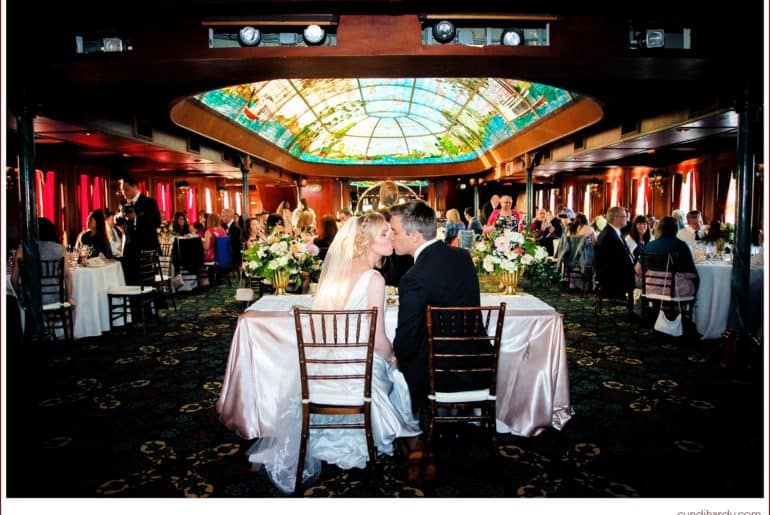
top-left (217, 292), bottom-right (571, 439)
top-left (71, 260), bottom-right (126, 338)
top-left (693, 261), bottom-right (732, 339)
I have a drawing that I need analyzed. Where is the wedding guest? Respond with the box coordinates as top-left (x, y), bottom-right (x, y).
top-left (539, 216), bottom-right (563, 256)
top-left (595, 206), bottom-right (636, 315)
top-left (172, 211), bottom-right (191, 236)
top-left (641, 216), bottom-right (699, 297)
top-left (489, 195), bottom-right (520, 232)
top-left (221, 208), bottom-right (242, 267)
top-left (625, 215), bottom-right (652, 263)
top-left (243, 217), bottom-right (263, 249)
top-left (76, 209), bottom-right (113, 259)
top-left (337, 208), bottom-right (353, 225)
top-left (12, 217), bottom-right (74, 307)
top-left (481, 194), bottom-right (500, 226)
top-left (266, 214), bottom-right (284, 235)
top-left (191, 222), bottom-right (204, 236)
top-left (443, 208), bottom-right (465, 244)
top-left (676, 210), bottom-right (705, 249)
top-left (103, 209), bottom-right (124, 258)
top-left (202, 212), bottom-right (226, 263)
top-left (275, 200), bottom-right (293, 234)
top-left (314, 214), bottom-right (338, 260)
top-left (463, 207), bottom-right (483, 235)
top-left (291, 197), bottom-right (316, 228)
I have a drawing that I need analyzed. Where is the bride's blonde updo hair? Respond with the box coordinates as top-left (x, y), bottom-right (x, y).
top-left (312, 211), bottom-right (387, 310)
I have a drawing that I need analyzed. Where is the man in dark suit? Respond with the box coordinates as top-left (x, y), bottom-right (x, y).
top-left (221, 208), bottom-right (242, 268)
top-left (595, 206), bottom-right (636, 312)
top-left (120, 176), bottom-right (161, 286)
top-left (390, 201), bottom-right (481, 426)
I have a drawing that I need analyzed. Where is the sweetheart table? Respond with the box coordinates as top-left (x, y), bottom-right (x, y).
top-left (217, 292), bottom-right (572, 439)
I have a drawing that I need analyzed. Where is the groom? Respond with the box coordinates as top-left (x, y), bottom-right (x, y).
top-left (390, 200), bottom-right (481, 427)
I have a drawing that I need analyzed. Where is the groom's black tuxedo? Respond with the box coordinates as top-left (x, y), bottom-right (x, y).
top-left (393, 240), bottom-right (480, 415)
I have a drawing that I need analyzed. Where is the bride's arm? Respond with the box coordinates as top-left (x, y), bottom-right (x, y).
top-left (366, 272), bottom-right (394, 361)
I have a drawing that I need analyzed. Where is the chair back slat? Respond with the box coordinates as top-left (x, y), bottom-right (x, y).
top-left (293, 307), bottom-right (377, 401)
top-left (426, 303), bottom-right (506, 397)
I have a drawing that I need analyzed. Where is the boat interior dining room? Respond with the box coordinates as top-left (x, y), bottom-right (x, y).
top-left (2, 0), bottom-right (768, 512)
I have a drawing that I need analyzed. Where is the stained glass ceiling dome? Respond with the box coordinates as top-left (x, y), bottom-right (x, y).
top-left (195, 78), bottom-right (576, 166)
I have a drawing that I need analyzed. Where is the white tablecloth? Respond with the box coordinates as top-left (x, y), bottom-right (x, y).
top-left (694, 261), bottom-right (732, 340)
top-left (217, 293), bottom-right (571, 439)
top-left (71, 260), bottom-right (126, 339)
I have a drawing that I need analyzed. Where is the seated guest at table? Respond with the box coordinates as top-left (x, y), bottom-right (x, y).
top-left (640, 216), bottom-right (699, 298)
top-left (202, 212), bottom-right (227, 262)
top-left (103, 209), bottom-right (123, 258)
top-left (243, 217), bottom-right (264, 249)
top-left (314, 214), bottom-right (338, 260)
top-left (539, 216), bottom-right (563, 256)
top-left (595, 206), bottom-right (635, 313)
top-left (12, 217), bottom-right (74, 306)
top-left (172, 211), bottom-right (191, 236)
top-left (702, 220), bottom-right (723, 242)
top-left (676, 210), bottom-right (705, 249)
top-left (76, 209), bottom-right (114, 260)
top-left (247, 212), bottom-right (423, 492)
top-left (625, 215), bottom-right (651, 263)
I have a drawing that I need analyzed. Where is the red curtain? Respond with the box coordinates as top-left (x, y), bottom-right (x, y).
top-left (156, 182), bottom-right (172, 221)
top-left (92, 176), bottom-right (104, 211)
top-left (186, 187), bottom-right (197, 227)
top-left (78, 174), bottom-right (91, 230)
top-left (35, 170), bottom-right (57, 222)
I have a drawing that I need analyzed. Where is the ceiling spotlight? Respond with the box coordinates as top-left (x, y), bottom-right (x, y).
top-left (303, 24), bottom-right (326, 45)
top-left (432, 20), bottom-right (456, 43)
top-left (239, 26), bottom-right (261, 46)
top-left (501, 28), bottom-right (524, 46)
top-left (640, 29), bottom-right (665, 48)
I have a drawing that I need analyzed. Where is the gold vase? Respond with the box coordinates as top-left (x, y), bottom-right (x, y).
top-left (499, 269), bottom-right (520, 295)
top-left (715, 238), bottom-right (725, 255)
top-left (272, 270), bottom-right (289, 296)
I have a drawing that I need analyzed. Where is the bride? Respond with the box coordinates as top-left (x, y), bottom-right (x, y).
top-left (247, 212), bottom-right (422, 493)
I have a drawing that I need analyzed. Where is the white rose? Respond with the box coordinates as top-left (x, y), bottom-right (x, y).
top-left (482, 255), bottom-right (496, 273)
top-left (521, 254), bottom-right (534, 265)
top-left (500, 260), bottom-right (517, 272)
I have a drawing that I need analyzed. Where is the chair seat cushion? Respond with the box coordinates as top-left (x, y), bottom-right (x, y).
top-left (43, 302), bottom-right (72, 310)
top-left (429, 389), bottom-right (494, 403)
top-left (306, 393), bottom-right (368, 406)
top-left (108, 285), bottom-right (156, 295)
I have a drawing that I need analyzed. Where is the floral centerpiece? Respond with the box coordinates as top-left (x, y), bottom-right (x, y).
top-left (703, 221), bottom-right (735, 255)
top-left (157, 221), bottom-right (175, 243)
top-left (470, 229), bottom-right (555, 293)
top-left (241, 232), bottom-right (321, 294)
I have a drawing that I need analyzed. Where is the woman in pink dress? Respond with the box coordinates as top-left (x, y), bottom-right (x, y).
top-left (202, 212), bottom-right (226, 262)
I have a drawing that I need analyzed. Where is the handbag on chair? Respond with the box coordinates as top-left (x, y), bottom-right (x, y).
top-left (653, 254), bottom-right (683, 337)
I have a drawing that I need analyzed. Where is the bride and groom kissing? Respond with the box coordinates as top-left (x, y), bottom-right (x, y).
top-left (249, 200), bottom-right (483, 492)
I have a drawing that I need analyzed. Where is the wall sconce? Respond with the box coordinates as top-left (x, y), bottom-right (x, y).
top-left (648, 170), bottom-right (667, 195)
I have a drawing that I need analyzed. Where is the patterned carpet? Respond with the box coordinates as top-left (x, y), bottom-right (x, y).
top-left (4, 282), bottom-right (765, 498)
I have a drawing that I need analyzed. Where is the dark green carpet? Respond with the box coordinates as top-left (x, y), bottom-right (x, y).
top-left (4, 284), bottom-right (765, 498)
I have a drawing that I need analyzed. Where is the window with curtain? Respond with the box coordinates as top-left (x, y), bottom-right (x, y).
top-left (186, 187), bottom-right (198, 227)
top-left (610, 180), bottom-right (619, 207)
top-left (205, 187), bottom-right (213, 215)
top-left (235, 192), bottom-right (242, 216)
top-left (724, 175), bottom-right (737, 224)
top-left (549, 189), bottom-right (556, 215)
top-left (678, 170), bottom-right (699, 212)
top-left (75, 174), bottom-right (107, 230)
top-left (155, 182), bottom-right (172, 222)
top-left (583, 185), bottom-right (591, 220)
top-left (223, 190), bottom-right (231, 210)
top-left (567, 185), bottom-right (574, 211)
top-left (634, 176), bottom-right (647, 216)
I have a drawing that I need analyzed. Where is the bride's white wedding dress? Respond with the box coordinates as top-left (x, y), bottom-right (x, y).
top-left (246, 269), bottom-right (420, 493)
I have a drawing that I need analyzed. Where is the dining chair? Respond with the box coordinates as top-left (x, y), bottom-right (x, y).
top-left (39, 257), bottom-right (74, 342)
top-left (292, 306), bottom-right (378, 496)
top-left (151, 251), bottom-right (176, 310)
top-left (107, 249), bottom-right (159, 336)
top-left (638, 250), bottom-right (698, 339)
top-left (425, 303), bottom-right (506, 456)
